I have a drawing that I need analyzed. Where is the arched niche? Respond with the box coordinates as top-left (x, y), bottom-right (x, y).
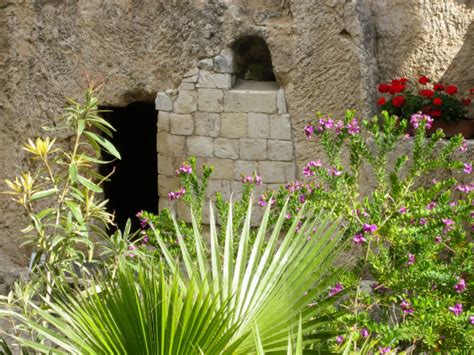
top-left (231, 35), bottom-right (276, 82)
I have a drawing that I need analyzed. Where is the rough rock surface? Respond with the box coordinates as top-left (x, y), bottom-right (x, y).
top-left (0, 0), bottom-right (472, 291)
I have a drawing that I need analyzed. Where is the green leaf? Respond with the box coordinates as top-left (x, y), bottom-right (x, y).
top-left (65, 201), bottom-right (83, 223)
top-left (84, 131), bottom-right (121, 159)
top-left (30, 188), bottom-right (58, 201)
top-left (69, 164), bottom-right (78, 182)
top-left (76, 175), bottom-right (103, 193)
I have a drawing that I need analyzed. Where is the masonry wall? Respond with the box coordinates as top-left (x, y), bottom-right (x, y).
top-left (155, 50), bottom-right (295, 220)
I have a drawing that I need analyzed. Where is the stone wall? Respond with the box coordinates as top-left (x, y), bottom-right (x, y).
top-left (155, 49), bottom-right (295, 220)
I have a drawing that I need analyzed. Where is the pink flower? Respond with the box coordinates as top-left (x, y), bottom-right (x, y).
top-left (336, 335), bottom-right (344, 344)
top-left (407, 253), bottom-right (415, 266)
top-left (449, 303), bottom-right (463, 316)
top-left (360, 328), bottom-right (369, 338)
top-left (457, 183), bottom-right (474, 193)
top-left (335, 120), bottom-right (345, 135)
top-left (304, 124), bottom-right (315, 139)
top-left (410, 112), bottom-right (433, 130)
top-left (463, 163), bottom-right (472, 174)
top-left (255, 175), bottom-right (262, 185)
top-left (285, 213), bottom-right (292, 219)
top-left (329, 282), bottom-right (344, 296)
top-left (401, 300), bottom-right (414, 314)
top-left (426, 201), bottom-right (437, 210)
top-left (459, 142), bottom-right (468, 152)
top-left (399, 206), bottom-right (407, 214)
top-left (175, 162), bottom-right (192, 175)
top-left (328, 167), bottom-right (343, 176)
top-left (470, 315), bottom-right (474, 325)
top-left (434, 236), bottom-right (442, 243)
top-left (363, 223), bottom-right (377, 234)
top-left (347, 119), bottom-right (361, 135)
top-left (353, 233), bottom-right (366, 245)
top-left (168, 187), bottom-right (186, 201)
top-left (379, 347), bottom-right (391, 354)
top-left (419, 218), bottom-right (427, 226)
top-left (454, 278), bottom-right (466, 293)
top-left (303, 160), bottom-right (322, 177)
top-left (285, 180), bottom-right (303, 192)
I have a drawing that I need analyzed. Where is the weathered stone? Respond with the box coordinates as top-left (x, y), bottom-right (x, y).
top-left (170, 113), bottom-right (194, 135)
top-left (198, 58), bottom-right (213, 70)
top-left (215, 138), bottom-right (239, 159)
top-left (197, 88), bottom-right (224, 112)
top-left (234, 160), bottom-right (258, 180)
top-left (157, 154), bottom-right (182, 176)
top-left (155, 92), bottom-right (173, 111)
top-left (269, 114), bottom-right (292, 140)
top-left (206, 180), bottom-right (231, 200)
top-left (183, 67), bottom-right (199, 78)
top-left (157, 133), bottom-right (185, 155)
top-left (158, 175), bottom-right (180, 197)
top-left (224, 90), bottom-right (277, 113)
top-left (174, 90), bottom-right (197, 113)
top-left (157, 111), bottom-right (170, 132)
top-left (197, 70), bottom-right (233, 89)
top-left (258, 161), bottom-right (295, 183)
top-left (231, 181), bottom-right (266, 200)
top-left (267, 140), bottom-right (293, 161)
top-left (276, 88), bottom-right (287, 114)
top-left (213, 48), bottom-right (234, 73)
top-left (186, 136), bottom-right (214, 157)
top-left (220, 112), bottom-right (247, 138)
top-left (203, 158), bottom-right (234, 180)
top-left (248, 112), bottom-right (269, 138)
top-left (240, 139), bottom-right (267, 160)
top-left (179, 82), bottom-right (195, 91)
top-left (194, 112), bottom-right (220, 137)
top-left (182, 75), bottom-right (198, 83)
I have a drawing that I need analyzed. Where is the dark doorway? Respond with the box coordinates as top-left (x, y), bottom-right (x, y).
top-left (99, 102), bottom-right (158, 231)
top-left (231, 36), bottom-right (276, 81)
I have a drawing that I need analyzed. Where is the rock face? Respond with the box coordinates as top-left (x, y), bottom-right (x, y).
top-left (0, 0), bottom-right (472, 289)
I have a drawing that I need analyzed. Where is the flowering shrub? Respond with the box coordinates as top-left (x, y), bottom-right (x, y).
top-left (377, 76), bottom-right (473, 121)
top-left (264, 110), bottom-right (473, 352)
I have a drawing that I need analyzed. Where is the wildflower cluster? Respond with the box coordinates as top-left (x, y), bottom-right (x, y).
top-left (377, 76), bottom-right (473, 121)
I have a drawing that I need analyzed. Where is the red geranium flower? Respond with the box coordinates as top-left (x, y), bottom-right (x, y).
top-left (419, 76), bottom-right (430, 85)
top-left (462, 98), bottom-right (472, 106)
top-left (470, 88), bottom-right (474, 94)
top-left (389, 84), bottom-right (405, 95)
top-left (430, 110), bottom-right (442, 118)
top-left (433, 83), bottom-right (444, 91)
top-left (446, 85), bottom-right (458, 95)
top-left (391, 79), bottom-right (401, 86)
top-left (433, 98), bottom-right (442, 106)
top-left (400, 78), bottom-right (409, 84)
top-left (420, 89), bottom-right (434, 98)
top-left (377, 97), bottom-right (386, 106)
top-left (392, 95), bottom-right (405, 108)
top-left (378, 83), bottom-right (390, 93)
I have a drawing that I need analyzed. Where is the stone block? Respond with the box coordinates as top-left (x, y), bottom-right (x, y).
top-left (197, 89), bottom-right (224, 112)
top-left (214, 48), bottom-right (235, 73)
top-left (158, 198), bottom-right (173, 212)
top-left (158, 175), bottom-right (180, 197)
top-left (258, 161), bottom-right (295, 183)
top-left (157, 132), bottom-right (185, 155)
top-left (240, 139), bottom-right (267, 160)
top-left (184, 67), bottom-right (199, 78)
top-left (215, 138), bottom-right (239, 159)
top-left (267, 140), bottom-right (293, 161)
top-left (182, 75), bottom-right (198, 83)
top-left (197, 70), bottom-right (233, 89)
top-left (234, 160), bottom-right (258, 180)
top-left (174, 90), bottom-right (197, 113)
top-left (158, 154), bottom-right (182, 176)
top-left (221, 112), bottom-right (247, 138)
top-left (203, 158), bottom-right (234, 180)
top-left (224, 90), bottom-right (277, 113)
top-left (155, 92), bottom-right (173, 111)
top-left (157, 111), bottom-right (170, 132)
top-left (179, 82), bottom-right (195, 91)
top-left (231, 181), bottom-right (266, 200)
top-left (187, 136), bottom-right (214, 157)
top-left (194, 112), bottom-right (220, 137)
top-left (170, 113), bottom-right (194, 135)
top-left (206, 180), bottom-right (231, 200)
top-left (198, 58), bottom-right (213, 70)
top-left (248, 112), bottom-right (269, 138)
top-left (270, 114), bottom-right (292, 140)
top-left (276, 88), bottom-right (287, 114)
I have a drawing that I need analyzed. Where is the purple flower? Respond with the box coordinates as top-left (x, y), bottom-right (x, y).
top-left (442, 218), bottom-right (454, 233)
top-left (360, 328), bottom-right (369, 338)
top-left (335, 120), bottom-right (345, 135)
top-left (285, 213), bottom-right (292, 219)
top-left (449, 303), bottom-right (463, 316)
top-left (363, 223), bottom-right (377, 234)
top-left (407, 253), bottom-right (415, 266)
top-left (347, 119), bottom-right (361, 135)
top-left (336, 335), bottom-right (344, 344)
top-left (298, 194), bottom-right (306, 203)
top-left (463, 163), bottom-right (472, 174)
top-left (434, 235), bottom-right (442, 243)
top-left (168, 187), bottom-right (186, 201)
top-left (140, 218), bottom-right (148, 229)
top-left (449, 201), bottom-right (458, 207)
top-left (255, 174), bottom-right (262, 185)
top-left (470, 315), bottom-right (474, 325)
top-left (426, 201), bottom-right (437, 210)
top-left (327, 167), bottom-right (343, 176)
top-left (127, 244), bottom-right (137, 258)
top-left (454, 278), bottom-right (466, 293)
top-left (399, 206), bottom-right (407, 214)
top-left (379, 347), bottom-right (391, 354)
top-left (419, 218), bottom-right (427, 226)
top-left (285, 180), bottom-right (303, 193)
top-left (241, 175), bottom-right (254, 184)
top-left (459, 141), bottom-right (468, 152)
top-left (457, 183), bottom-right (474, 193)
top-left (401, 300), bottom-right (414, 314)
top-left (353, 233), bottom-right (366, 245)
top-left (175, 162), bottom-right (192, 175)
top-left (258, 195), bottom-right (267, 207)
top-left (304, 124), bottom-right (315, 139)
top-left (329, 282), bottom-right (344, 296)
top-left (410, 112), bottom-right (433, 130)
top-left (303, 160), bottom-right (322, 177)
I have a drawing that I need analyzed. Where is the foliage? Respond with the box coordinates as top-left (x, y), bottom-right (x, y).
top-left (151, 198), bottom-right (349, 353)
top-left (267, 110), bottom-right (473, 352)
top-left (376, 76), bottom-right (472, 121)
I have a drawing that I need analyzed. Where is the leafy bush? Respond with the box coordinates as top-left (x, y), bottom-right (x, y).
top-left (376, 76), bottom-right (472, 121)
top-left (266, 110), bottom-right (473, 352)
